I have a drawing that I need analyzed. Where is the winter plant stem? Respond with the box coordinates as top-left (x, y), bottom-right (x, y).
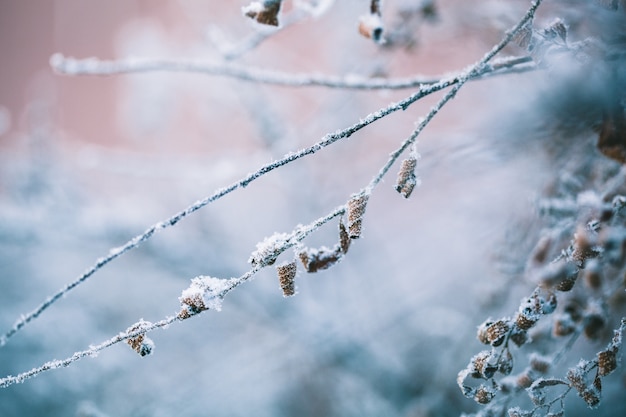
top-left (50, 53), bottom-right (536, 90)
top-left (0, 0), bottom-right (543, 372)
top-left (0, 56), bottom-right (535, 348)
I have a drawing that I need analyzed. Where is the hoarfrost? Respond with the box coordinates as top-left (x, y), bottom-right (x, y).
top-left (248, 232), bottom-right (291, 267)
top-left (178, 276), bottom-right (232, 318)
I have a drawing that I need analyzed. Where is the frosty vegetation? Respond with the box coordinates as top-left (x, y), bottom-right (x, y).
top-left (1, 1), bottom-right (625, 416)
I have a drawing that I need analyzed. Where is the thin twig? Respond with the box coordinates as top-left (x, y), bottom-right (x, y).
top-left (0, 1), bottom-right (543, 347)
top-left (0, 207), bottom-right (345, 388)
top-left (50, 53), bottom-right (536, 90)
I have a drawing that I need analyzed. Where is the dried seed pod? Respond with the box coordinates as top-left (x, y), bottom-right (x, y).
top-left (554, 274), bottom-right (578, 292)
top-left (529, 353), bottom-right (551, 374)
top-left (486, 319), bottom-right (511, 347)
top-left (298, 246), bottom-right (343, 273)
top-left (537, 260), bottom-right (577, 289)
top-left (583, 259), bottom-right (603, 290)
top-left (516, 368), bottom-right (535, 389)
top-left (510, 328), bottom-right (528, 347)
top-left (572, 228), bottom-right (600, 267)
top-left (470, 350), bottom-right (498, 379)
top-left (583, 313), bottom-right (606, 340)
top-left (339, 220), bottom-right (351, 254)
top-left (242, 0), bottom-right (282, 26)
top-left (347, 192), bottom-right (369, 239)
top-left (126, 320), bottom-right (155, 357)
top-left (474, 384), bottom-right (496, 404)
top-left (277, 260), bottom-right (297, 297)
top-left (597, 349), bottom-right (617, 377)
top-left (530, 235), bottom-right (553, 266)
top-left (597, 102), bottom-right (626, 164)
top-left (477, 320), bottom-right (493, 345)
top-left (395, 156), bottom-right (419, 198)
top-left (515, 312), bottom-right (539, 331)
top-left (553, 313), bottom-right (577, 337)
top-left (358, 13), bottom-right (384, 43)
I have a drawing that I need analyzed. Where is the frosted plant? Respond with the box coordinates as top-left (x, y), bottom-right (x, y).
top-left (0, 1), bottom-right (625, 416)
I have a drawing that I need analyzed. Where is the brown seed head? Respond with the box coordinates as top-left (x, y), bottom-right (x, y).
top-left (277, 260), bottom-right (297, 297)
top-left (347, 192), bottom-right (369, 239)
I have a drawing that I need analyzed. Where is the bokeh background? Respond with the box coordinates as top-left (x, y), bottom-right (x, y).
top-left (1, 1), bottom-right (624, 416)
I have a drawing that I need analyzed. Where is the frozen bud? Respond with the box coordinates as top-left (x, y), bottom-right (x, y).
top-left (537, 260), bottom-right (577, 290)
top-left (554, 274), bottom-right (577, 292)
top-left (339, 220), bottom-right (351, 254)
top-left (474, 384), bottom-right (496, 404)
top-left (486, 319), bottom-right (511, 347)
top-left (583, 260), bottom-right (603, 290)
top-left (529, 353), bottom-right (551, 374)
top-left (395, 156), bottom-right (419, 198)
top-left (126, 320), bottom-right (155, 357)
top-left (597, 349), bottom-right (618, 377)
top-left (477, 320), bottom-right (493, 344)
top-left (530, 235), bottom-right (553, 266)
top-left (347, 192), bottom-right (369, 239)
top-left (553, 313), bottom-right (577, 337)
top-left (358, 13), bottom-right (384, 43)
top-left (571, 228), bottom-right (599, 267)
top-left (242, 0), bottom-right (282, 26)
top-left (567, 366), bottom-right (587, 391)
top-left (470, 350), bottom-right (498, 379)
top-left (581, 386), bottom-right (601, 408)
top-left (277, 260), bottom-right (297, 297)
top-left (516, 369), bottom-right (535, 389)
top-left (298, 246), bottom-right (343, 273)
top-left (515, 312), bottom-right (537, 331)
top-left (510, 328), bottom-right (528, 347)
top-left (542, 292), bottom-right (558, 314)
top-left (583, 313), bottom-right (606, 340)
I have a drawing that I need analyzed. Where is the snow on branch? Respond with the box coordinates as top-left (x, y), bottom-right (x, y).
top-left (0, 0), bottom-right (546, 381)
top-left (50, 53), bottom-right (537, 90)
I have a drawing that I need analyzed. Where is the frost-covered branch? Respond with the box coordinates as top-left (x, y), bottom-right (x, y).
top-left (50, 53), bottom-right (536, 90)
top-left (0, 206), bottom-right (346, 388)
top-left (1, 0), bottom-right (543, 349)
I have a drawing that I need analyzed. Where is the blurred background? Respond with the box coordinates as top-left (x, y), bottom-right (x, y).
top-left (1, 1), bottom-right (624, 416)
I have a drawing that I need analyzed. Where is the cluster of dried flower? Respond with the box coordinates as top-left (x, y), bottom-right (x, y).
top-left (276, 193), bottom-right (368, 296)
top-left (459, 181), bottom-right (626, 415)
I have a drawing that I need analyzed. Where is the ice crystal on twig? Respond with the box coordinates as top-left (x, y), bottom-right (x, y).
top-left (178, 276), bottom-right (232, 319)
top-left (126, 320), bottom-right (155, 357)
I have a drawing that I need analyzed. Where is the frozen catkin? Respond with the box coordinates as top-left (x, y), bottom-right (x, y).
top-left (126, 320), bottom-right (155, 357)
top-left (277, 260), bottom-right (297, 297)
top-left (298, 246), bottom-right (343, 273)
top-left (395, 155), bottom-right (419, 198)
top-left (242, 0), bottom-right (282, 26)
top-left (347, 192), bottom-right (369, 239)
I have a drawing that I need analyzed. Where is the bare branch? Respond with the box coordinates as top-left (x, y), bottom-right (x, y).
top-left (50, 53), bottom-right (536, 90)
